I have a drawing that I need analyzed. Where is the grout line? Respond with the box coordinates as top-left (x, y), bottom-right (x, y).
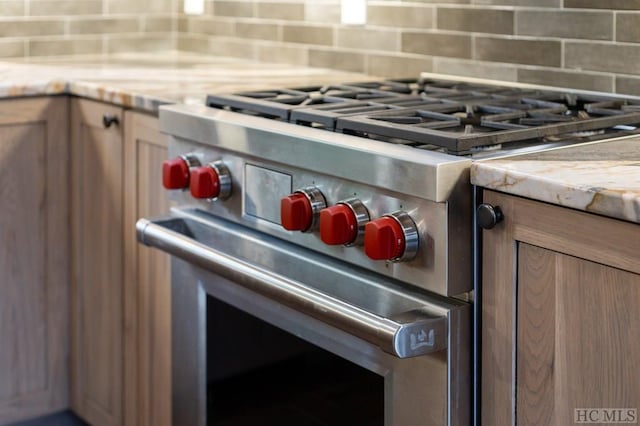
top-left (612, 73), bottom-right (617, 93)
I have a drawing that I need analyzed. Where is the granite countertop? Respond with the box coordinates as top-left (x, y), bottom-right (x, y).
top-left (3, 51), bottom-right (638, 224)
top-left (471, 136), bottom-right (640, 224)
top-left (0, 51), bottom-right (373, 111)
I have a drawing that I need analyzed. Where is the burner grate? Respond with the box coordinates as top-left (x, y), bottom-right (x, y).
top-left (290, 96), bottom-right (452, 130)
top-left (206, 85), bottom-right (404, 120)
top-left (206, 77), bottom-right (640, 154)
top-left (337, 97), bottom-right (640, 154)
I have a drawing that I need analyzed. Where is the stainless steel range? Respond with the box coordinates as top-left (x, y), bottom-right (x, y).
top-left (136, 74), bottom-right (640, 426)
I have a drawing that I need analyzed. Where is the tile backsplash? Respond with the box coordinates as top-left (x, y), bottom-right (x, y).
top-left (0, 0), bottom-right (178, 57)
top-left (2, 0), bottom-right (640, 94)
top-left (177, 0), bottom-right (640, 95)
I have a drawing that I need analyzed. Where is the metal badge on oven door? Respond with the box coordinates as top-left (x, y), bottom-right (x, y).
top-left (319, 198), bottom-right (370, 246)
top-left (364, 211), bottom-right (419, 262)
top-left (189, 160), bottom-right (232, 201)
top-left (280, 186), bottom-right (327, 232)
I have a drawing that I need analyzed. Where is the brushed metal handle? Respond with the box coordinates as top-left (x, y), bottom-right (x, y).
top-left (136, 216), bottom-right (450, 358)
top-left (103, 113), bottom-right (119, 128)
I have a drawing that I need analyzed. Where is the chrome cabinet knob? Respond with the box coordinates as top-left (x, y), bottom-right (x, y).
top-left (477, 204), bottom-right (504, 229)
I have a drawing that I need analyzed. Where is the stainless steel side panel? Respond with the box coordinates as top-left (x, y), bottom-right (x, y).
top-left (138, 208), bottom-right (471, 425)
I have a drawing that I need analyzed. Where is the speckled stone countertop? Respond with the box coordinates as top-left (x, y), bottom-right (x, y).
top-left (0, 51), bottom-right (373, 112)
top-left (471, 136), bottom-right (640, 224)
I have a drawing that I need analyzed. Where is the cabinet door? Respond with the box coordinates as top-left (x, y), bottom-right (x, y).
top-left (123, 111), bottom-right (171, 426)
top-left (71, 98), bottom-right (124, 426)
top-left (517, 243), bottom-right (640, 425)
top-left (481, 190), bottom-right (640, 426)
top-left (0, 97), bottom-right (69, 424)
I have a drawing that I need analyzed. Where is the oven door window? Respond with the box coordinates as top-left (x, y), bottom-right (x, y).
top-left (207, 296), bottom-right (384, 426)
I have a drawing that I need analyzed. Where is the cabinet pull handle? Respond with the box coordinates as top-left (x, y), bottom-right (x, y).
top-left (103, 114), bottom-right (119, 128)
top-left (477, 204), bottom-right (504, 229)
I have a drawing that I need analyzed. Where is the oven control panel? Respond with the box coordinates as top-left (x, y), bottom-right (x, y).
top-left (161, 141), bottom-right (471, 297)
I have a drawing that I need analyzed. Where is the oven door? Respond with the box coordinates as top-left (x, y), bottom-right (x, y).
top-left (137, 208), bottom-right (470, 426)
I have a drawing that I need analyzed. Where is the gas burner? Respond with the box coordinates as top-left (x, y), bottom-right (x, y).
top-left (206, 77), bottom-right (640, 155)
top-left (290, 96), bottom-right (453, 130)
top-left (206, 85), bottom-right (403, 120)
top-left (343, 78), bottom-right (424, 95)
top-left (337, 100), bottom-right (640, 154)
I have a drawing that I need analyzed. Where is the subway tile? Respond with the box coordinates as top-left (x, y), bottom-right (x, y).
top-left (402, 32), bottom-right (472, 58)
top-left (187, 17), bottom-right (235, 36)
top-left (474, 36), bottom-right (561, 67)
top-left (0, 19), bottom-right (65, 37)
top-left (257, 2), bottom-right (304, 20)
top-left (203, 0), bottom-right (215, 15)
top-left (0, 2), bottom-right (24, 16)
top-left (257, 43), bottom-right (308, 65)
top-left (434, 57), bottom-right (517, 81)
top-left (472, 0), bottom-right (559, 5)
top-left (516, 10), bottom-right (612, 40)
top-left (367, 5), bottom-right (434, 29)
top-left (400, 0), bottom-right (470, 4)
top-left (107, 0), bottom-right (175, 14)
top-left (336, 28), bottom-right (398, 51)
top-left (106, 35), bottom-right (174, 53)
top-left (616, 13), bottom-right (640, 43)
top-left (304, 2), bottom-right (340, 23)
top-left (565, 42), bottom-right (640, 74)
top-left (177, 34), bottom-right (210, 53)
top-left (0, 39), bottom-right (24, 57)
top-left (213, 1), bottom-right (254, 18)
top-left (235, 22), bottom-right (279, 41)
top-left (207, 37), bottom-right (255, 59)
top-left (616, 76), bottom-right (640, 96)
top-left (143, 16), bottom-right (173, 32)
top-left (365, 53), bottom-right (433, 78)
top-left (564, 0), bottom-right (640, 10)
top-left (30, 38), bottom-right (103, 56)
top-left (308, 48), bottom-right (365, 73)
top-left (29, 1), bottom-right (102, 16)
top-left (282, 24), bottom-right (333, 46)
top-left (177, 16), bottom-right (188, 32)
top-left (69, 17), bottom-right (140, 35)
top-left (517, 68), bottom-right (613, 92)
top-left (437, 8), bottom-right (513, 35)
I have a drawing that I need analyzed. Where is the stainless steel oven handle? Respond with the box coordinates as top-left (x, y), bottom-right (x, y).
top-left (136, 218), bottom-right (448, 358)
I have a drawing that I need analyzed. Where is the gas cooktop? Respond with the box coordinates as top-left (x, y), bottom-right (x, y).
top-left (206, 77), bottom-right (640, 156)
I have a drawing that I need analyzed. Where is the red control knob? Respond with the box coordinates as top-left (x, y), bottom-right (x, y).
top-left (162, 157), bottom-right (190, 189)
top-left (190, 166), bottom-right (221, 199)
top-left (364, 217), bottom-right (405, 260)
top-left (281, 193), bottom-right (313, 231)
top-left (320, 204), bottom-right (358, 245)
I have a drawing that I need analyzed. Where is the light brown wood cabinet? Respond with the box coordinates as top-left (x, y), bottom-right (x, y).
top-left (123, 111), bottom-right (171, 426)
top-left (0, 97), bottom-right (70, 424)
top-left (0, 96), bottom-right (170, 425)
top-left (70, 100), bottom-right (170, 426)
top-left (481, 190), bottom-right (640, 426)
top-left (70, 98), bottom-right (125, 426)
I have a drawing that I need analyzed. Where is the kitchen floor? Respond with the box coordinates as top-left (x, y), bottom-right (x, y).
top-left (8, 411), bottom-right (87, 426)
